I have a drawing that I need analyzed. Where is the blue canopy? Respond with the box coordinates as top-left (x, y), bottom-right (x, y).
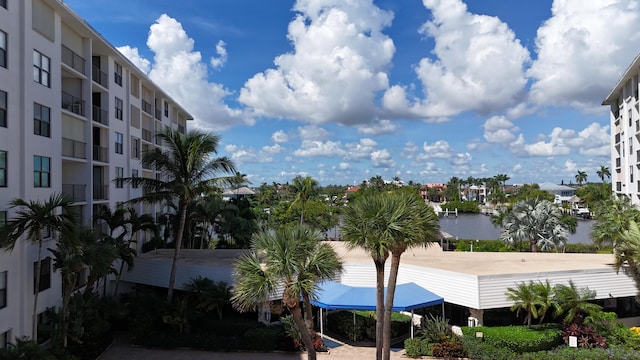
top-left (311, 281), bottom-right (443, 312)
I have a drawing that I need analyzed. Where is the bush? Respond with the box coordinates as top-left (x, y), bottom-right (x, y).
top-left (462, 324), bottom-right (562, 353)
top-left (242, 325), bottom-right (284, 351)
top-left (404, 338), bottom-right (432, 358)
top-left (441, 201), bottom-right (479, 213)
top-left (0, 338), bottom-right (57, 360)
top-left (418, 314), bottom-right (452, 343)
top-left (431, 337), bottom-right (467, 358)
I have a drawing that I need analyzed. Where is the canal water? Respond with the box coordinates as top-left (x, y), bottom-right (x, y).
top-left (439, 213), bottom-right (594, 244)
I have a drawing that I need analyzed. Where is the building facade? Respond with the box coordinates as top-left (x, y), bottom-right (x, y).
top-left (0, 0), bottom-right (192, 345)
top-left (603, 54), bottom-right (640, 205)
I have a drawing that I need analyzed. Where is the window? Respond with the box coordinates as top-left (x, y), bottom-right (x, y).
top-left (114, 62), bottom-right (122, 86)
top-left (114, 97), bottom-right (123, 120)
top-left (36, 309), bottom-right (52, 344)
top-left (115, 132), bottom-right (123, 154)
top-left (0, 270), bottom-right (6, 309)
top-left (34, 257), bottom-right (51, 293)
top-left (0, 30), bottom-right (6, 68)
top-left (33, 50), bottom-right (50, 87)
top-left (33, 103), bottom-right (50, 137)
top-left (0, 151), bottom-right (5, 187)
top-left (115, 167), bottom-right (123, 188)
top-left (131, 137), bottom-right (140, 159)
top-left (164, 101), bottom-right (169, 117)
top-left (132, 169), bottom-right (139, 188)
top-left (33, 155), bottom-right (50, 188)
top-left (0, 90), bottom-right (6, 127)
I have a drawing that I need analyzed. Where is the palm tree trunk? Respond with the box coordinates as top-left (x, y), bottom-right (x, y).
top-left (32, 240), bottom-right (43, 341)
top-left (113, 259), bottom-right (126, 296)
top-left (374, 261), bottom-right (385, 360)
top-left (290, 304), bottom-right (316, 360)
top-left (167, 200), bottom-right (188, 303)
top-left (382, 253), bottom-right (401, 360)
top-left (300, 201), bottom-right (305, 225)
top-left (302, 291), bottom-right (316, 339)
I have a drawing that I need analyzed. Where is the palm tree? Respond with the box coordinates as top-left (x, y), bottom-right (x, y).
top-left (553, 280), bottom-right (602, 323)
top-left (341, 194), bottom-right (390, 360)
top-left (575, 170), bottom-right (588, 186)
top-left (290, 176), bottom-right (319, 225)
top-left (381, 192), bottom-right (440, 360)
top-left (495, 174), bottom-right (510, 192)
top-left (0, 193), bottom-right (75, 341)
top-left (341, 191), bottom-right (440, 360)
top-left (592, 195), bottom-right (640, 249)
top-left (185, 276), bottom-right (231, 320)
top-left (613, 220), bottom-right (640, 298)
top-left (231, 226), bottom-right (342, 360)
top-left (500, 198), bottom-right (568, 252)
top-left (505, 281), bottom-right (540, 327)
top-left (230, 171), bottom-right (252, 189)
top-left (114, 208), bottom-right (157, 294)
top-left (596, 165), bottom-right (611, 183)
top-left (120, 128), bottom-right (236, 303)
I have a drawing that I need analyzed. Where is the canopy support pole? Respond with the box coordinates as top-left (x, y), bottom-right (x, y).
top-left (353, 312), bottom-right (356, 342)
top-left (442, 302), bottom-right (445, 319)
top-left (411, 310), bottom-right (414, 338)
top-left (319, 308), bottom-right (324, 338)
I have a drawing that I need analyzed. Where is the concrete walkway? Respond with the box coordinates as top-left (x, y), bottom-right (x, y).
top-left (98, 334), bottom-right (412, 360)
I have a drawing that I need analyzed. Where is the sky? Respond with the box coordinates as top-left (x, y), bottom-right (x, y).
top-left (62, 0), bottom-right (640, 186)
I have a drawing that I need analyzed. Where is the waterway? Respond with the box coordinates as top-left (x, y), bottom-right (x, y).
top-left (439, 213), bottom-right (594, 244)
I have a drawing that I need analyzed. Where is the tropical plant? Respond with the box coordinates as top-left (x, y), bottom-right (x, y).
top-left (341, 191), bottom-right (440, 360)
top-left (119, 128), bottom-right (236, 303)
top-left (553, 280), bottom-right (602, 323)
top-left (613, 220), bottom-right (640, 298)
top-left (592, 195), bottom-right (640, 249)
top-left (499, 198), bottom-right (568, 252)
top-left (596, 165), bottom-right (611, 183)
top-left (231, 225), bottom-right (342, 360)
top-left (0, 193), bottom-right (75, 341)
top-left (184, 276), bottom-right (230, 319)
top-left (506, 281), bottom-right (542, 327)
top-left (575, 170), bottom-right (588, 186)
top-left (290, 176), bottom-right (319, 225)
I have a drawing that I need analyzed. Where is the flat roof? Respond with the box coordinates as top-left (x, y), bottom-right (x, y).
top-left (140, 241), bottom-right (617, 277)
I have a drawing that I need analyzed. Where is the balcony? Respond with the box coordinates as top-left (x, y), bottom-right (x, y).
top-left (62, 184), bottom-right (87, 202)
top-left (615, 133), bottom-right (621, 144)
top-left (92, 65), bottom-right (108, 88)
top-left (93, 184), bottom-right (109, 200)
top-left (62, 91), bottom-right (86, 116)
top-left (141, 100), bottom-right (153, 115)
top-left (62, 138), bottom-right (86, 159)
top-left (92, 105), bottom-right (109, 126)
top-left (616, 158), bottom-right (621, 168)
top-left (142, 128), bottom-right (153, 142)
top-left (92, 145), bottom-right (108, 163)
top-left (61, 45), bottom-right (86, 75)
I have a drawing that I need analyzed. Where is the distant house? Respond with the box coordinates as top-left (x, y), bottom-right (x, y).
top-left (342, 185), bottom-right (361, 202)
top-left (539, 182), bottom-right (575, 205)
top-left (421, 183), bottom-right (447, 202)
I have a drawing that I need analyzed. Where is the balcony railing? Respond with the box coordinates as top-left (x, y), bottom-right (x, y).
top-left (92, 65), bottom-right (109, 88)
top-left (93, 185), bottom-right (109, 200)
top-left (62, 138), bottom-right (86, 159)
top-left (61, 45), bottom-right (85, 75)
top-left (62, 91), bottom-right (86, 116)
top-left (92, 105), bottom-right (109, 126)
top-left (92, 145), bottom-right (108, 162)
top-left (142, 128), bottom-right (153, 142)
top-left (62, 184), bottom-right (87, 202)
top-left (141, 100), bottom-right (153, 115)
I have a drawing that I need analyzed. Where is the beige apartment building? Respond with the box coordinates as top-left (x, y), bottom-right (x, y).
top-left (0, 0), bottom-right (192, 345)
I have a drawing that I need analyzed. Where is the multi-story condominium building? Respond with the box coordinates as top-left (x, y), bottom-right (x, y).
top-left (0, 0), bottom-right (192, 346)
top-left (603, 54), bottom-right (640, 206)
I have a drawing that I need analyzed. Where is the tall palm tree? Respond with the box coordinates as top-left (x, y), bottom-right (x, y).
top-left (500, 198), bottom-right (568, 252)
top-left (231, 226), bottom-right (342, 360)
top-left (290, 176), bottom-right (319, 225)
top-left (575, 170), bottom-right (588, 186)
top-left (120, 128), bottom-right (236, 303)
top-left (596, 165), bottom-right (611, 183)
top-left (341, 194), bottom-right (390, 360)
top-left (0, 193), bottom-right (75, 341)
top-left (381, 192), bottom-right (440, 360)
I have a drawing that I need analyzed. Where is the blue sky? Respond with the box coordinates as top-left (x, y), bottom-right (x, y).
top-left (63, 0), bottom-right (640, 186)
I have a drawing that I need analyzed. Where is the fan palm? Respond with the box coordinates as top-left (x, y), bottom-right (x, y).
top-left (231, 225), bottom-right (342, 360)
top-left (500, 198), bottom-right (568, 252)
top-left (119, 128), bottom-right (236, 303)
top-left (0, 193), bottom-right (75, 341)
top-left (290, 176), bottom-right (319, 225)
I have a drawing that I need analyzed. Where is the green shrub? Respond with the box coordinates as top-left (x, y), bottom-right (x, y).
top-left (0, 338), bottom-right (56, 360)
top-left (462, 324), bottom-right (562, 353)
top-left (441, 201), bottom-right (479, 213)
top-left (243, 325), bottom-right (283, 351)
top-left (418, 314), bottom-right (452, 343)
top-left (462, 336), bottom-right (518, 360)
top-left (404, 338), bottom-right (432, 358)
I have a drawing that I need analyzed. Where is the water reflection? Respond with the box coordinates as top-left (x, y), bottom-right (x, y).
top-left (439, 213), bottom-right (594, 244)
